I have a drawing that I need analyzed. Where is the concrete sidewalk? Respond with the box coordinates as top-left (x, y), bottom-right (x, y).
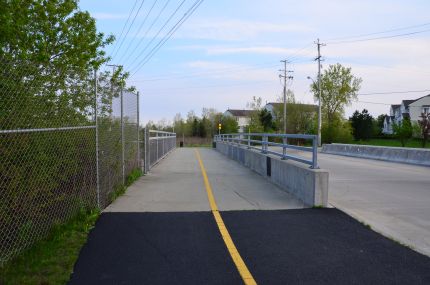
top-left (105, 148), bottom-right (303, 212)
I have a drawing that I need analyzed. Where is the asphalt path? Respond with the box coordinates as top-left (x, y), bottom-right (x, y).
top-left (69, 148), bottom-right (430, 284)
top-left (69, 209), bottom-right (430, 284)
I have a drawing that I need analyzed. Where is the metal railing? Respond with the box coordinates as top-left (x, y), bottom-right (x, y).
top-left (214, 133), bottom-right (319, 169)
top-left (144, 130), bottom-right (176, 172)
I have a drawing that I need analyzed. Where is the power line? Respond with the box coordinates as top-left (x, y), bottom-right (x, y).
top-left (357, 89), bottom-right (430, 96)
top-left (111, 0), bottom-right (146, 59)
top-left (141, 80), bottom-right (274, 92)
top-left (130, 62), bottom-right (279, 82)
top-left (117, 0), bottom-right (161, 64)
top-left (130, 0), bottom-right (204, 76)
top-left (356, 100), bottom-right (391, 106)
top-left (110, 0), bottom-right (139, 58)
top-left (327, 28), bottom-right (430, 44)
top-left (326, 22), bottom-right (430, 42)
top-left (127, 0), bottom-right (188, 72)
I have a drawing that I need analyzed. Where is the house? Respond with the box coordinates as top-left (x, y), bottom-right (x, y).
top-left (263, 102), bottom-right (318, 120)
top-left (382, 94), bottom-right (430, 134)
top-left (223, 109), bottom-right (253, 133)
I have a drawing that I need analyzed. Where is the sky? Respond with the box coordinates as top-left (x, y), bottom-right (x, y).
top-left (80, 0), bottom-right (430, 125)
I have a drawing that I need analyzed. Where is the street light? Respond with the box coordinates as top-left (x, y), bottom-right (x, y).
top-left (307, 76), bottom-right (322, 147)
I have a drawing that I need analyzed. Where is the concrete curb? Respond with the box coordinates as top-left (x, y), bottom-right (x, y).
top-left (215, 142), bottom-right (329, 207)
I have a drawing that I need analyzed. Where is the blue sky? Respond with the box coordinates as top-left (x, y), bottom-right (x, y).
top-left (80, 0), bottom-right (430, 125)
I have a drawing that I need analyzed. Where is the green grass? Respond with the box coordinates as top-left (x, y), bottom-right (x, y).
top-left (0, 168), bottom-right (143, 285)
top-left (108, 169), bottom-right (143, 203)
top-left (352, 138), bottom-right (430, 149)
top-left (0, 208), bottom-right (100, 285)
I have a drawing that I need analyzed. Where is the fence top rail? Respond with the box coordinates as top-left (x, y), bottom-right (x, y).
top-left (0, 125), bottom-right (96, 134)
top-left (216, 133), bottom-right (317, 140)
top-left (148, 130), bottom-right (176, 136)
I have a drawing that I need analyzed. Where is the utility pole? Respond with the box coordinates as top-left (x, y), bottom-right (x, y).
top-left (315, 39), bottom-right (325, 147)
top-left (279, 60), bottom-right (294, 134)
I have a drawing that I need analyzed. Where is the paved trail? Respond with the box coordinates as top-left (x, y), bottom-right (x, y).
top-left (69, 148), bottom-right (430, 284)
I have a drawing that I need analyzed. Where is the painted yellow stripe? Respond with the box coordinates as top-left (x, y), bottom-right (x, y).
top-left (195, 149), bottom-right (257, 285)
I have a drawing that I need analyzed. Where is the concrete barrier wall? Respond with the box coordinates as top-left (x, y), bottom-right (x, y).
top-left (321, 143), bottom-right (430, 167)
top-left (215, 142), bottom-right (329, 207)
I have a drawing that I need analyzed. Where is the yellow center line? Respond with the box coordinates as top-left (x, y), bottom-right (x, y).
top-left (195, 149), bottom-right (257, 285)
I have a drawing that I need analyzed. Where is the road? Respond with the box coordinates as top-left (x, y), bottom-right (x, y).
top-left (271, 146), bottom-right (430, 256)
top-left (69, 148), bottom-right (430, 284)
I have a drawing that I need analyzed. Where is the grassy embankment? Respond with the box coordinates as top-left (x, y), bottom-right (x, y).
top-left (0, 169), bottom-right (142, 285)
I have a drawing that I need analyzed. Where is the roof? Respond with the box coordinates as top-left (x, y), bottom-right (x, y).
top-left (225, 109), bottom-right (254, 117)
top-left (402, 100), bottom-right (415, 107)
top-left (409, 94), bottom-right (430, 105)
top-left (391, 104), bottom-right (400, 110)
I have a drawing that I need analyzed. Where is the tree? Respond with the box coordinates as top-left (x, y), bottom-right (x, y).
top-left (392, 118), bottom-right (413, 147)
top-left (259, 109), bottom-right (274, 132)
top-left (418, 112), bottom-right (430, 147)
top-left (221, 116), bottom-right (239, 134)
top-left (376, 114), bottom-right (386, 136)
top-left (349, 109), bottom-right (374, 140)
top-left (246, 96), bottom-right (263, 133)
top-left (310, 63), bottom-right (362, 143)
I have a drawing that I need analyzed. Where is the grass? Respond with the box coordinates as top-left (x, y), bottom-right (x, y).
top-left (352, 138), bottom-right (430, 149)
top-left (0, 168), bottom-right (143, 285)
top-left (0, 208), bottom-right (100, 285)
top-left (108, 168), bottom-right (143, 203)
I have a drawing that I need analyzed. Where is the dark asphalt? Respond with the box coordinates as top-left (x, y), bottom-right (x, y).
top-left (69, 212), bottom-right (242, 285)
top-left (69, 209), bottom-right (430, 285)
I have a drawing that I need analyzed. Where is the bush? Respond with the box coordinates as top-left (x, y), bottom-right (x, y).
top-left (322, 118), bottom-right (353, 144)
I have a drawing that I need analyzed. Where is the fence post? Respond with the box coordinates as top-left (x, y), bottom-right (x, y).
top-left (121, 86), bottom-right (125, 185)
top-left (94, 69), bottom-right (100, 209)
top-left (137, 91), bottom-right (141, 171)
top-left (144, 127), bottom-right (150, 173)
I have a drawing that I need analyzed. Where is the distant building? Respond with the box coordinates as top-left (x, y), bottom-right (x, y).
top-left (383, 95), bottom-right (430, 134)
top-left (223, 109), bottom-right (254, 133)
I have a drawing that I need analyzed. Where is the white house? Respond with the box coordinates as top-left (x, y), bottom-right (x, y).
top-left (383, 95), bottom-right (430, 134)
top-left (409, 95), bottom-right (430, 122)
top-left (223, 109), bottom-right (253, 133)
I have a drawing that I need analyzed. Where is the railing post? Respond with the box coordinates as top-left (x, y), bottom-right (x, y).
top-left (282, 136), bottom-right (287, 160)
top-left (261, 135), bottom-right (266, 153)
top-left (247, 134), bottom-right (251, 149)
top-left (312, 136), bottom-right (319, 169)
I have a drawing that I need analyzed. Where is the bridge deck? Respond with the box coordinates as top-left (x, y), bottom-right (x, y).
top-left (69, 148), bottom-right (430, 284)
top-left (105, 147), bottom-right (303, 212)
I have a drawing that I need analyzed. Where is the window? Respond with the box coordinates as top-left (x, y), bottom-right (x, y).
top-left (423, 107), bottom-right (430, 114)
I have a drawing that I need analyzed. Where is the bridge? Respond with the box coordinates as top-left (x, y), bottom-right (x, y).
top-left (68, 132), bottom-right (430, 284)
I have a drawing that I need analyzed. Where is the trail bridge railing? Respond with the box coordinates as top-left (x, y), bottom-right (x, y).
top-left (144, 130), bottom-right (176, 172)
top-left (214, 133), bottom-right (319, 169)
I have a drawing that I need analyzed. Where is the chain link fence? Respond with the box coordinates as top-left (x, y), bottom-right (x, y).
top-left (0, 60), bottom-right (140, 264)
